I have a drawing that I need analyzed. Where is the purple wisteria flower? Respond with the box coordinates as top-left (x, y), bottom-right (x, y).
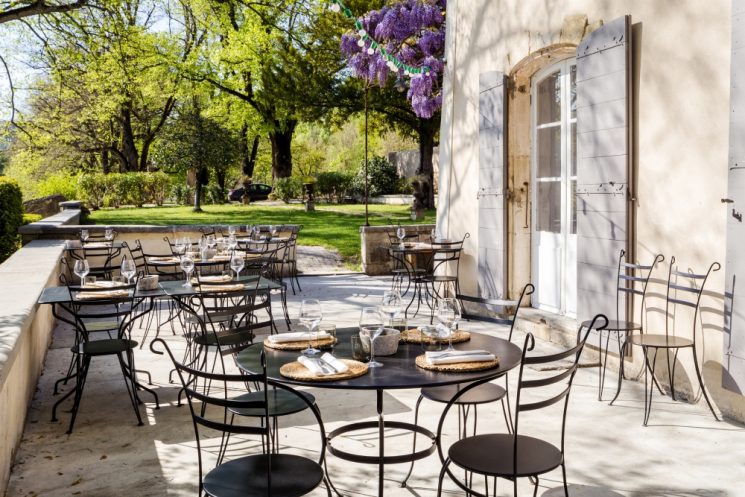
top-left (339, 0), bottom-right (446, 118)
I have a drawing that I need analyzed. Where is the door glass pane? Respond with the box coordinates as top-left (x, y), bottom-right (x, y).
top-left (537, 71), bottom-right (561, 125)
top-left (570, 65), bottom-right (577, 119)
top-left (536, 181), bottom-right (561, 233)
top-left (570, 179), bottom-right (577, 234)
top-left (570, 122), bottom-right (577, 176)
top-left (537, 126), bottom-right (561, 178)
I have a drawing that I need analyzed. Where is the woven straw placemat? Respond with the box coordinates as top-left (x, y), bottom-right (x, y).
top-left (280, 359), bottom-right (368, 382)
top-left (414, 354), bottom-right (499, 372)
top-left (400, 328), bottom-right (471, 344)
top-left (264, 336), bottom-right (337, 351)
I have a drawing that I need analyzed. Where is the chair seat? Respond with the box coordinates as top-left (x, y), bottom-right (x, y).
top-left (74, 338), bottom-right (138, 356)
top-left (627, 333), bottom-right (694, 348)
top-left (203, 453), bottom-right (324, 497)
top-left (229, 389), bottom-right (315, 417)
top-left (449, 434), bottom-right (562, 478)
top-left (79, 319), bottom-right (121, 333)
top-left (581, 319), bottom-right (641, 332)
top-left (194, 331), bottom-right (254, 347)
top-left (421, 382), bottom-right (506, 405)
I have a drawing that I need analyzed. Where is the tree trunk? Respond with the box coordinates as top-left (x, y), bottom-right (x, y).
top-left (193, 180), bottom-right (203, 212)
top-left (243, 134), bottom-right (260, 178)
top-left (417, 122), bottom-right (436, 209)
top-left (120, 108), bottom-right (139, 172)
top-left (102, 148), bottom-right (111, 174)
top-left (139, 140), bottom-right (152, 172)
top-left (269, 123), bottom-right (296, 179)
top-left (216, 169), bottom-right (226, 200)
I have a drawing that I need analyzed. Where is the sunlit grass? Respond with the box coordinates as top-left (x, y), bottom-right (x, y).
top-left (87, 203), bottom-right (436, 265)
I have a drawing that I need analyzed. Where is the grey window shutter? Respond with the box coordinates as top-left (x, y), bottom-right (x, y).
top-left (724, 1), bottom-right (745, 393)
top-left (478, 71), bottom-right (507, 299)
top-left (575, 16), bottom-right (632, 323)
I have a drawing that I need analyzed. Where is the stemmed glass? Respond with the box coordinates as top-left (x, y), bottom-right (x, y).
top-left (81, 229), bottom-right (89, 244)
top-left (175, 236), bottom-right (189, 256)
top-left (227, 234), bottom-right (238, 253)
top-left (205, 235), bottom-right (216, 251)
top-left (180, 254), bottom-right (195, 287)
top-left (396, 226), bottom-right (406, 247)
top-left (228, 225), bottom-right (236, 236)
top-left (230, 253), bottom-right (244, 280)
top-left (74, 259), bottom-right (90, 285)
top-left (379, 290), bottom-right (402, 327)
top-left (120, 256), bottom-right (136, 285)
top-left (436, 298), bottom-right (461, 351)
top-left (299, 299), bottom-right (323, 356)
top-left (105, 228), bottom-right (114, 243)
top-left (359, 307), bottom-right (384, 368)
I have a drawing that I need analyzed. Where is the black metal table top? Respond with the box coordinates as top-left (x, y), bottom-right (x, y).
top-left (37, 276), bottom-right (281, 304)
top-left (235, 328), bottom-right (522, 390)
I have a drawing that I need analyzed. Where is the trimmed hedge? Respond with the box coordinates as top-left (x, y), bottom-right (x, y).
top-left (0, 178), bottom-right (24, 263)
top-left (78, 171), bottom-right (172, 209)
top-left (316, 171), bottom-right (354, 203)
top-left (270, 177), bottom-right (303, 203)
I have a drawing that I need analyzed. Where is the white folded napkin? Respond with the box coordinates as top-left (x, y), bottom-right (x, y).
top-left (197, 274), bottom-right (232, 283)
top-left (320, 353), bottom-right (348, 373)
top-left (425, 349), bottom-right (496, 365)
top-left (297, 356), bottom-right (333, 376)
top-left (267, 331), bottom-right (331, 344)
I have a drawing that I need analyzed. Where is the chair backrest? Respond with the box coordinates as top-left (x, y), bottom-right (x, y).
top-left (457, 283), bottom-right (535, 341)
top-left (66, 283), bottom-right (141, 340)
top-left (430, 233), bottom-right (470, 276)
top-left (616, 250), bottom-right (664, 326)
top-left (664, 256), bottom-right (720, 341)
top-left (123, 240), bottom-right (147, 277)
top-left (435, 313), bottom-right (608, 482)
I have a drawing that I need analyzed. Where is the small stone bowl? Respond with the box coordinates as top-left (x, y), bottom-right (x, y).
top-left (361, 328), bottom-right (400, 356)
top-left (136, 275), bottom-right (159, 291)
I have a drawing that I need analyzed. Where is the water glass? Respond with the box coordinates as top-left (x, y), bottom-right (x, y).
top-left (83, 275), bottom-right (96, 287)
top-left (180, 254), bottom-right (195, 287)
top-left (390, 316), bottom-right (407, 333)
top-left (105, 228), bottom-right (114, 242)
top-left (436, 297), bottom-right (461, 351)
top-left (359, 307), bottom-right (384, 368)
top-left (351, 335), bottom-right (370, 362)
top-left (80, 229), bottom-right (89, 244)
top-left (230, 253), bottom-right (244, 280)
top-left (319, 323), bottom-right (337, 352)
top-left (121, 256), bottom-right (136, 284)
top-left (380, 290), bottom-right (402, 327)
top-left (73, 259), bottom-right (89, 284)
top-left (228, 225), bottom-right (236, 236)
top-left (300, 299), bottom-right (322, 356)
top-left (396, 226), bottom-right (406, 247)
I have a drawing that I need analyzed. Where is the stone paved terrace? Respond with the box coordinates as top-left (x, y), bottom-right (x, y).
top-left (5, 274), bottom-right (745, 497)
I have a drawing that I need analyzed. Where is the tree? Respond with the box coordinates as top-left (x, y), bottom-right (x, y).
top-left (338, 0), bottom-right (445, 208)
top-left (193, 0), bottom-right (349, 179)
top-left (153, 99), bottom-right (241, 211)
top-left (0, 1), bottom-right (88, 25)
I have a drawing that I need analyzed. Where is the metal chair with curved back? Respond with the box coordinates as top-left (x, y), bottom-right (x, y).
top-left (152, 338), bottom-right (330, 497)
top-left (435, 314), bottom-right (608, 497)
top-left (612, 257), bottom-right (721, 425)
top-left (401, 283), bottom-right (534, 488)
top-left (578, 250), bottom-right (664, 400)
top-left (424, 232), bottom-right (470, 321)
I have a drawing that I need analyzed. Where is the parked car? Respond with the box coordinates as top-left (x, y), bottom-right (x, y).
top-left (228, 183), bottom-right (273, 202)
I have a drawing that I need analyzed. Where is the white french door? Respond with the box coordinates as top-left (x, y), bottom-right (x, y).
top-left (531, 59), bottom-right (577, 316)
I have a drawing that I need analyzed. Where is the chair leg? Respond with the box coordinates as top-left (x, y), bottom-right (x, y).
top-left (401, 394), bottom-right (424, 487)
top-left (561, 461), bottom-right (569, 497)
top-left (643, 348), bottom-right (658, 426)
top-left (67, 355), bottom-right (92, 434)
top-left (437, 458), bottom-right (451, 497)
top-left (118, 352), bottom-right (144, 426)
top-left (532, 474), bottom-right (540, 497)
top-left (692, 345), bottom-right (720, 421)
top-left (598, 330), bottom-right (612, 401)
top-left (670, 349), bottom-right (680, 401)
top-left (610, 341), bottom-right (627, 405)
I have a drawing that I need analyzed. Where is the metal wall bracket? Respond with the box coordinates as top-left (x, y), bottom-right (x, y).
top-left (575, 182), bottom-right (626, 196)
top-left (477, 187), bottom-right (506, 199)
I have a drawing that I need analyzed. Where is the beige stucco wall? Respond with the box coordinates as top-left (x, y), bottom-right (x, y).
top-left (438, 0), bottom-right (745, 419)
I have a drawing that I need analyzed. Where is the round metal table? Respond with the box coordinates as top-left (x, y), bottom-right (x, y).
top-left (235, 327), bottom-right (522, 497)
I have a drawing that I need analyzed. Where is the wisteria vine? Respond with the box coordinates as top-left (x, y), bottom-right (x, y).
top-left (336, 0), bottom-right (446, 119)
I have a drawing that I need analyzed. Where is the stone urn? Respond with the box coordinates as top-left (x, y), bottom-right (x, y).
top-left (304, 182), bottom-right (316, 212)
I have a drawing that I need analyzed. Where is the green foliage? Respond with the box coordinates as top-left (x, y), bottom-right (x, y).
top-left (23, 213), bottom-right (43, 224)
top-left (171, 183), bottom-right (194, 206)
top-left (78, 172), bottom-right (173, 210)
top-left (271, 177), bottom-right (303, 203)
top-left (352, 156), bottom-right (399, 197)
top-left (0, 178), bottom-right (23, 263)
top-left (315, 171), bottom-right (354, 202)
top-left (205, 184), bottom-right (226, 205)
top-left (36, 171), bottom-right (79, 200)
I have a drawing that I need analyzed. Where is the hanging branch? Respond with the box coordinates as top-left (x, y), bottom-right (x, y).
top-left (0, 53), bottom-right (31, 139)
top-left (0, 1), bottom-right (89, 25)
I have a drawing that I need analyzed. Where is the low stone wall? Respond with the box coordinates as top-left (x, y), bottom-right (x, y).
top-left (22, 195), bottom-right (67, 218)
top-left (0, 240), bottom-right (65, 495)
top-left (369, 194), bottom-right (413, 205)
top-left (360, 224), bottom-right (435, 275)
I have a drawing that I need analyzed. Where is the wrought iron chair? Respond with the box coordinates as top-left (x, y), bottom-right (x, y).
top-left (435, 314), bottom-right (608, 497)
top-left (424, 233), bottom-right (470, 321)
top-left (52, 282), bottom-right (159, 433)
top-left (612, 257), bottom-right (721, 425)
top-left (401, 283), bottom-right (534, 487)
top-left (578, 250), bottom-right (664, 400)
top-left (152, 339), bottom-right (330, 497)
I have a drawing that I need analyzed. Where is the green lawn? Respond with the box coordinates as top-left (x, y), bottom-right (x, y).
top-left (87, 203), bottom-right (436, 266)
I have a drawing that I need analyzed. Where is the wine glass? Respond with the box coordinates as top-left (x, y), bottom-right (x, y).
top-left (80, 229), bottom-right (89, 244)
top-left (74, 259), bottom-right (90, 285)
top-left (436, 298), bottom-right (461, 351)
top-left (120, 256), bottom-right (136, 284)
top-left (396, 226), bottom-right (406, 247)
top-left (227, 234), bottom-right (238, 252)
top-left (379, 290), bottom-right (402, 327)
top-left (105, 228), bottom-right (114, 242)
top-left (431, 228), bottom-right (437, 242)
top-left (299, 299), bottom-right (323, 356)
top-left (230, 253), bottom-right (244, 280)
top-left (180, 254), bottom-right (195, 287)
top-left (205, 235), bottom-right (216, 250)
top-left (271, 225), bottom-right (279, 238)
top-left (359, 307), bottom-right (384, 368)
top-left (228, 225), bottom-right (236, 236)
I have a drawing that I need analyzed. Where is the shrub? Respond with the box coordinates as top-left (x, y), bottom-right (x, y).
top-left (78, 173), bottom-right (107, 209)
top-left (23, 213), bottom-right (42, 224)
top-left (352, 156), bottom-right (399, 198)
top-left (316, 171), bottom-right (354, 203)
top-left (0, 178), bottom-right (23, 263)
top-left (272, 177), bottom-right (303, 203)
top-left (205, 184), bottom-right (225, 205)
top-left (36, 171), bottom-right (78, 200)
top-left (172, 183), bottom-right (194, 206)
top-left (79, 172), bottom-right (174, 208)
top-left (144, 171), bottom-right (171, 206)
